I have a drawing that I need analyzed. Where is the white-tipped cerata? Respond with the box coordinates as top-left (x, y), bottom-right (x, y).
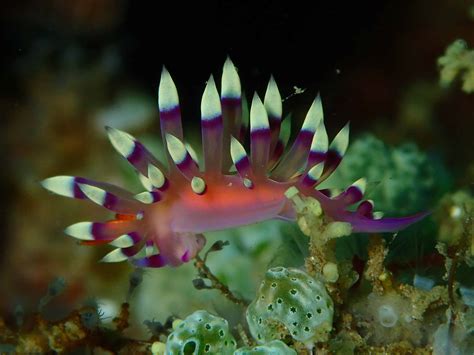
top-left (221, 57), bottom-right (241, 99)
top-left (158, 66), bottom-right (179, 111)
top-left (307, 163), bottom-right (324, 181)
top-left (310, 120), bottom-right (328, 154)
top-left (165, 133), bottom-right (187, 164)
top-left (78, 184), bottom-right (107, 206)
top-left (138, 174), bottom-right (153, 192)
top-left (100, 248), bottom-right (129, 263)
top-left (264, 76), bottom-right (282, 119)
top-left (106, 127), bottom-right (136, 158)
top-left (147, 164), bottom-right (165, 189)
top-left (301, 94), bottom-right (323, 133)
top-left (230, 136), bottom-right (248, 164)
top-left (41, 176), bottom-right (75, 197)
top-left (330, 122), bottom-right (350, 156)
top-left (109, 234), bottom-right (137, 248)
top-left (201, 75), bottom-right (222, 121)
top-left (351, 177), bottom-right (367, 195)
top-left (250, 93), bottom-right (269, 132)
top-left (64, 222), bottom-right (94, 240)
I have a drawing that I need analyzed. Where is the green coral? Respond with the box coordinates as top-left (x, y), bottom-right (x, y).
top-left (326, 134), bottom-right (449, 215)
top-left (438, 39), bottom-right (474, 93)
top-left (234, 340), bottom-right (296, 355)
top-left (165, 310), bottom-right (237, 355)
top-left (246, 267), bottom-right (334, 347)
top-left (435, 190), bottom-right (474, 264)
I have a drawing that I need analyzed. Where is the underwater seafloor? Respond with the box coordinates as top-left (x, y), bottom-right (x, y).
top-left (1, 0), bottom-right (474, 354)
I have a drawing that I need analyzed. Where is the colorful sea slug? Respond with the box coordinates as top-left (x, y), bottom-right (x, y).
top-left (41, 58), bottom-right (427, 268)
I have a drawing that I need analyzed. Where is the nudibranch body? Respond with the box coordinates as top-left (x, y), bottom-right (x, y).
top-left (42, 58), bottom-right (427, 268)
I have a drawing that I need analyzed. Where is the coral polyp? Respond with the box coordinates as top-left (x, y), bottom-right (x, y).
top-left (41, 58), bottom-right (427, 268)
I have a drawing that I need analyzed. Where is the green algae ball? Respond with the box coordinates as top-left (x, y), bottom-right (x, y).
top-left (327, 134), bottom-right (450, 215)
top-left (234, 340), bottom-right (297, 355)
top-left (246, 267), bottom-right (333, 346)
top-left (165, 310), bottom-right (237, 354)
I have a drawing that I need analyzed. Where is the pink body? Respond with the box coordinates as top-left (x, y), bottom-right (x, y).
top-left (168, 176), bottom-right (291, 233)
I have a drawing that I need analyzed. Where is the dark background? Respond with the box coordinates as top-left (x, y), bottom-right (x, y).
top-left (2, 0), bottom-right (473, 144)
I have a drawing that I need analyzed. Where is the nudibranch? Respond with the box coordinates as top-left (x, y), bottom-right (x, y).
top-left (42, 58), bottom-right (427, 268)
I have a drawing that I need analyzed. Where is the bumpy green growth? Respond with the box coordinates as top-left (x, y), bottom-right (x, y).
top-left (327, 134), bottom-right (449, 215)
top-left (246, 267), bottom-right (334, 346)
top-left (165, 310), bottom-right (236, 355)
top-left (438, 39), bottom-right (474, 93)
top-left (234, 340), bottom-right (296, 355)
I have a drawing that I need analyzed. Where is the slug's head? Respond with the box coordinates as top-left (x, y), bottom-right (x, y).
top-left (156, 233), bottom-right (207, 267)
